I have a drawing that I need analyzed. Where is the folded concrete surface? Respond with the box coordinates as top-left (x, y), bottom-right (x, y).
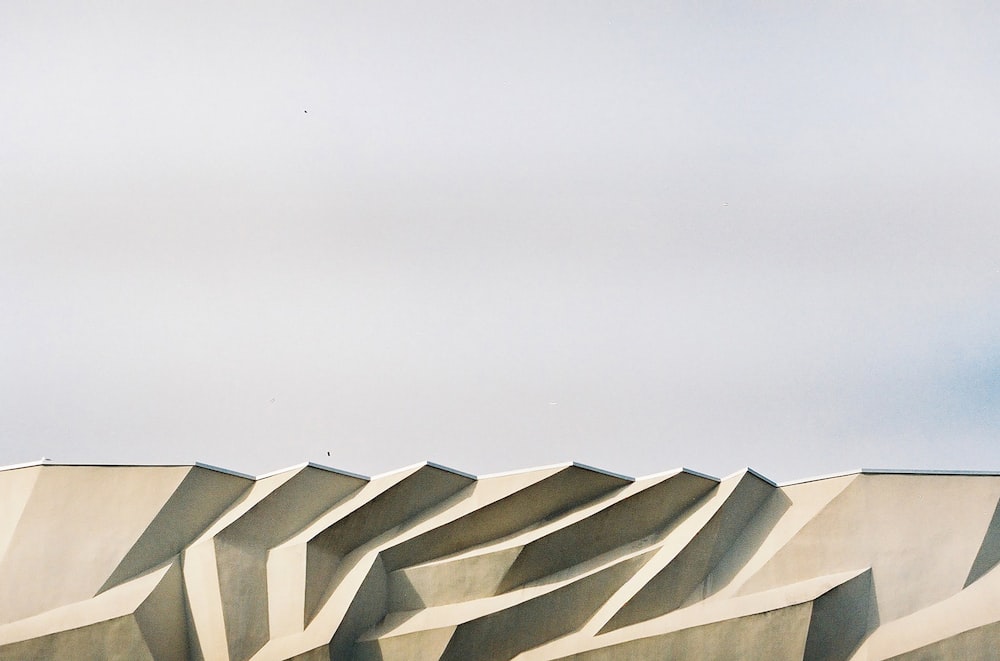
top-left (1, 461), bottom-right (999, 660)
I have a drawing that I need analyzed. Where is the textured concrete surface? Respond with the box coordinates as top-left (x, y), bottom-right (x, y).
top-left (1, 461), bottom-right (999, 660)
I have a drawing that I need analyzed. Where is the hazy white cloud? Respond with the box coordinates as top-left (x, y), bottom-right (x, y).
top-left (2, 1), bottom-right (999, 479)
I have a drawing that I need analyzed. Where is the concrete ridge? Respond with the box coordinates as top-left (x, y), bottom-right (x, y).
top-left (2, 458), bottom-right (999, 658)
top-left (721, 466), bottom-right (778, 486)
top-left (249, 461), bottom-right (369, 481)
top-left (570, 461), bottom-right (636, 482)
top-left (1, 459), bottom-right (998, 483)
top-left (192, 461), bottom-right (257, 479)
top-left (475, 460), bottom-right (577, 479)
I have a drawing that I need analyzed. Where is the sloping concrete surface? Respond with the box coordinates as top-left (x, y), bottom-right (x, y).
top-left (0, 461), bottom-right (999, 659)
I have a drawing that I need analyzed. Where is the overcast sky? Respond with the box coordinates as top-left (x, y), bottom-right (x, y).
top-left (2, 1), bottom-right (999, 480)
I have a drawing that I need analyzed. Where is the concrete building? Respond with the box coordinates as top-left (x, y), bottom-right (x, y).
top-left (1, 460), bottom-right (999, 660)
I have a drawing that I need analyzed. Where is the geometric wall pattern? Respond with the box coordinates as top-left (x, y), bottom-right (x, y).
top-left (2, 460), bottom-right (1000, 660)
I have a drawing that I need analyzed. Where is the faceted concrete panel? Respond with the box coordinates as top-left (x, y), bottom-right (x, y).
top-left (2, 462), bottom-right (1000, 659)
top-left (965, 494), bottom-right (1000, 587)
top-left (601, 470), bottom-right (774, 632)
top-left (101, 465), bottom-right (252, 593)
top-left (214, 465), bottom-right (365, 661)
top-left (497, 470), bottom-right (716, 594)
top-left (380, 465), bottom-right (631, 572)
top-left (304, 465), bottom-right (473, 623)
top-left (439, 552), bottom-right (654, 661)
top-left (328, 555), bottom-right (389, 661)
top-left (737, 473), bottom-right (1000, 622)
top-left (133, 561), bottom-right (189, 661)
top-left (354, 625), bottom-right (456, 661)
top-left (0, 615), bottom-right (155, 661)
top-left (390, 546), bottom-right (522, 611)
top-left (0, 465), bottom-right (190, 624)
top-left (557, 604), bottom-right (813, 661)
top-left (886, 620), bottom-right (1000, 661)
top-left (802, 568), bottom-right (875, 661)
top-left (0, 466), bottom-right (41, 565)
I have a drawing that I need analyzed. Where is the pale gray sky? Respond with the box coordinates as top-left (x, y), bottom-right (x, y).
top-left (2, 1), bottom-right (999, 480)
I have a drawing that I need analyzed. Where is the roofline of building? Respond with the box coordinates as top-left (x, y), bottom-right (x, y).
top-left (2, 459), bottom-right (999, 484)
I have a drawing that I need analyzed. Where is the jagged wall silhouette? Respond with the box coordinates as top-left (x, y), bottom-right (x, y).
top-left (1, 460), bottom-right (1000, 660)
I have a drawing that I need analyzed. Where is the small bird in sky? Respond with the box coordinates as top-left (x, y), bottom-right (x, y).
top-left (327, 451), bottom-right (331, 457)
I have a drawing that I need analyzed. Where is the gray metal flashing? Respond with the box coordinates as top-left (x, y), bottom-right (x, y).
top-left (193, 462), bottom-right (256, 480)
top-left (369, 460), bottom-right (477, 481)
top-left (0, 459), bottom-right (48, 472)
top-left (570, 461), bottom-right (635, 482)
top-left (424, 461), bottom-right (478, 480)
top-left (0, 460), bottom-right (197, 472)
top-left (368, 461), bottom-right (428, 480)
top-left (303, 462), bottom-right (370, 481)
top-left (776, 468), bottom-right (1000, 487)
top-left (476, 461), bottom-right (575, 480)
top-left (745, 467), bottom-right (778, 486)
top-left (254, 464), bottom-right (309, 480)
top-left (859, 468), bottom-right (1000, 477)
top-left (720, 467), bottom-right (778, 486)
top-left (777, 469), bottom-right (862, 487)
top-left (2, 460), bottom-right (997, 484)
top-left (633, 467), bottom-right (684, 481)
top-left (678, 467), bottom-right (722, 482)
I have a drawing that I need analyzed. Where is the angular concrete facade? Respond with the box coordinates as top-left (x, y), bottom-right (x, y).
top-left (1, 461), bottom-right (1000, 660)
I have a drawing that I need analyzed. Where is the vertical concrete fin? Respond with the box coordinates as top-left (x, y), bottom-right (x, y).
top-left (0, 465), bottom-right (42, 568)
top-left (214, 542), bottom-right (269, 661)
top-left (328, 555), bottom-right (389, 661)
top-left (181, 541), bottom-right (229, 661)
top-left (134, 560), bottom-right (190, 661)
top-left (212, 466), bottom-right (367, 661)
top-left (965, 495), bottom-right (1000, 588)
top-left (803, 568), bottom-right (877, 661)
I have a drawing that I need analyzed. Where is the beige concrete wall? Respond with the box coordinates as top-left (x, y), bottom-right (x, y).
top-left (1, 461), bottom-right (999, 660)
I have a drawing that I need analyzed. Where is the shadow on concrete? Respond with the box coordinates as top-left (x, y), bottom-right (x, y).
top-left (965, 494), bottom-right (1000, 588)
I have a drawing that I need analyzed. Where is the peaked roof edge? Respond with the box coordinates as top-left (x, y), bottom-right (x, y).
top-left (1, 460), bottom-right (997, 483)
